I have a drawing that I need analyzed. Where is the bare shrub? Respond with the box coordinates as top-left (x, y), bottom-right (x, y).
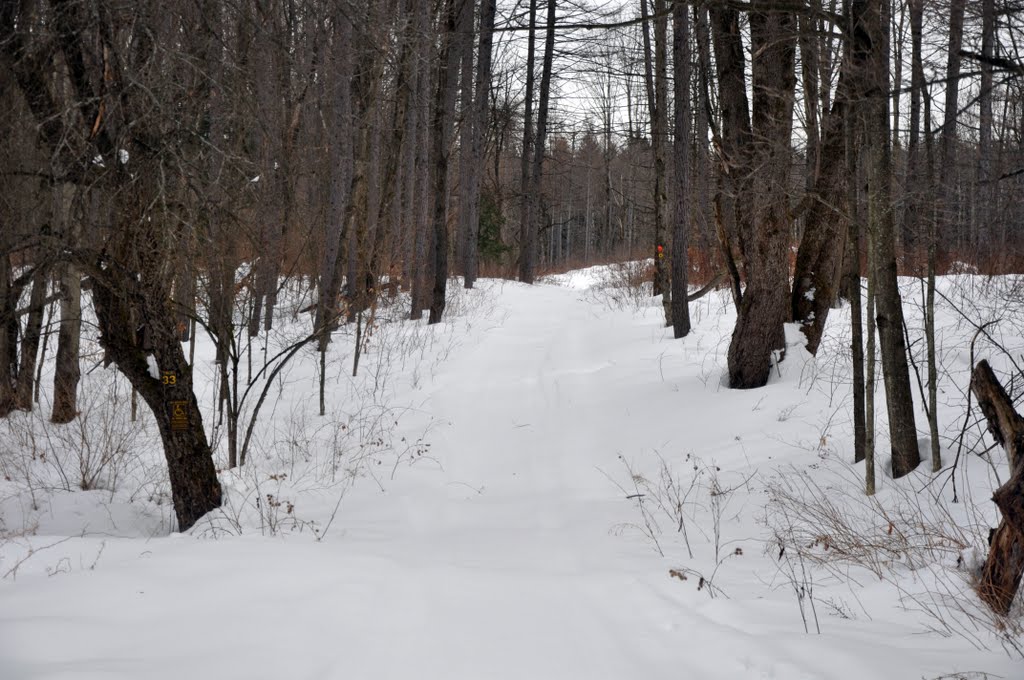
top-left (581, 260), bottom-right (656, 312)
top-left (606, 453), bottom-right (748, 598)
top-left (764, 461), bottom-right (1022, 655)
top-left (1, 374), bottom-right (148, 496)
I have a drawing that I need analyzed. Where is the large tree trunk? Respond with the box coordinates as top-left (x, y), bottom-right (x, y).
top-left (670, 1), bottom-right (692, 339)
top-left (91, 264), bottom-right (222, 532)
top-left (725, 9), bottom-right (797, 389)
top-left (970, 360), bottom-right (1024, 615)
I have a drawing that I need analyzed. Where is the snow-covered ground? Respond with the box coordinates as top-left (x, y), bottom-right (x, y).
top-left (1, 267), bottom-right (1022, 679)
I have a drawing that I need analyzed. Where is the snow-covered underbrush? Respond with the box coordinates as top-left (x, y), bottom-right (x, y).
top-left (609, 271), bottom-right (1024, 663)
top-left (0, 277), bottom-right (497, 547)
top-left (545, 259), bottom-right (657, 312)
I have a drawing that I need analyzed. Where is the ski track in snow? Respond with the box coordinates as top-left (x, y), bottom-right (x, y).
top-left (1, 276), bottom-right (1021, 679)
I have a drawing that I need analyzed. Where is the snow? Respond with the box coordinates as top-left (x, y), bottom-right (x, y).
top-left (1, 268), bottom-right (1022, 679)
top-left (146, 354), bottom-right (160, 381)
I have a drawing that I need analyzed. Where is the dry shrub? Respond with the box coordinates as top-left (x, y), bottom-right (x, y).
top-left (766, 465), bottom-right (973, 577)
top-left (765, 462), bottom-right (1023, 655)
top-left (582, 259), bottom-right (656, 312)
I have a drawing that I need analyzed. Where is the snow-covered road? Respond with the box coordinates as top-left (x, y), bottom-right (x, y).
top-left (1, 275), bottom-right (1018, 679)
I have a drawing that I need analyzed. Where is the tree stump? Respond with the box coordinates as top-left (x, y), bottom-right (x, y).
top-left (970, 360), bottom-right (1024, 615)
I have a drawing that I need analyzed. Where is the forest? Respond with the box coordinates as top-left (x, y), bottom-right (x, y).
top-left (2, 1), bottom-right (1024, 677)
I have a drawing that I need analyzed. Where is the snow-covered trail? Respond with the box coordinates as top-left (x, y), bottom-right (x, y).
top-left (1, 278), bottom-right (1018, 679)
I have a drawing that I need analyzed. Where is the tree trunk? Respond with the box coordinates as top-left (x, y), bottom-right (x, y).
top-left (90, 266), bottom-right (222, 532)
top-left (0, 253), bottom-right (15, 417)
top-left (843, 13), bottom-right (867, 464)
top-left (396, 0), bottom-right (421, 290)
top-left (792, 10), bottom-right (859, 354)
top-left (725, 9), bottom-right (797, 389)
top-left (15, 267), bottom-right (47, 410)
top-left (709, 7), bottom-right (752, 312)
top-left (518, 0), bottom-right (538, 284)
top-left (462, 0), bottom-right (497, 289)
top-left (939, 0), bottom-right (966, 252)
top-left (671, 1), bottom-right (691, 338)
top-left (317, 8), bottom-right (354, 334)
top-left (428, 0), bottom-right (462, 324)
top-left (642, 0), bottom-right (671, 325)
top-left (970, 360), bottom-right (1024, 615)
top-left (51, 260), bottom-right (81, 424)
top-left (693, 6), bottom-right (714, 257)
top-left (977, 0), bottom-right (995, 260)
top-left (521, 0), bottom-right (556, 286)
top-left (862, 0), bottom-right (920, 478)
top-left (410, 0), bottom-right (432, 320)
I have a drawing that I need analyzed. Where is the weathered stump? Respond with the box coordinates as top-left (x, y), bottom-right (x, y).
top-left (970, 360), bottom-right (1024, 615)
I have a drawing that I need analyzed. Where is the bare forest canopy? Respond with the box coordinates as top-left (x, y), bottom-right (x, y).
top-left (3, 0), bottom-right (1024, 614)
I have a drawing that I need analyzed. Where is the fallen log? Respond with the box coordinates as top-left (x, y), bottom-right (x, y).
top-left (970, 360), bottom-right (1024, 615)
